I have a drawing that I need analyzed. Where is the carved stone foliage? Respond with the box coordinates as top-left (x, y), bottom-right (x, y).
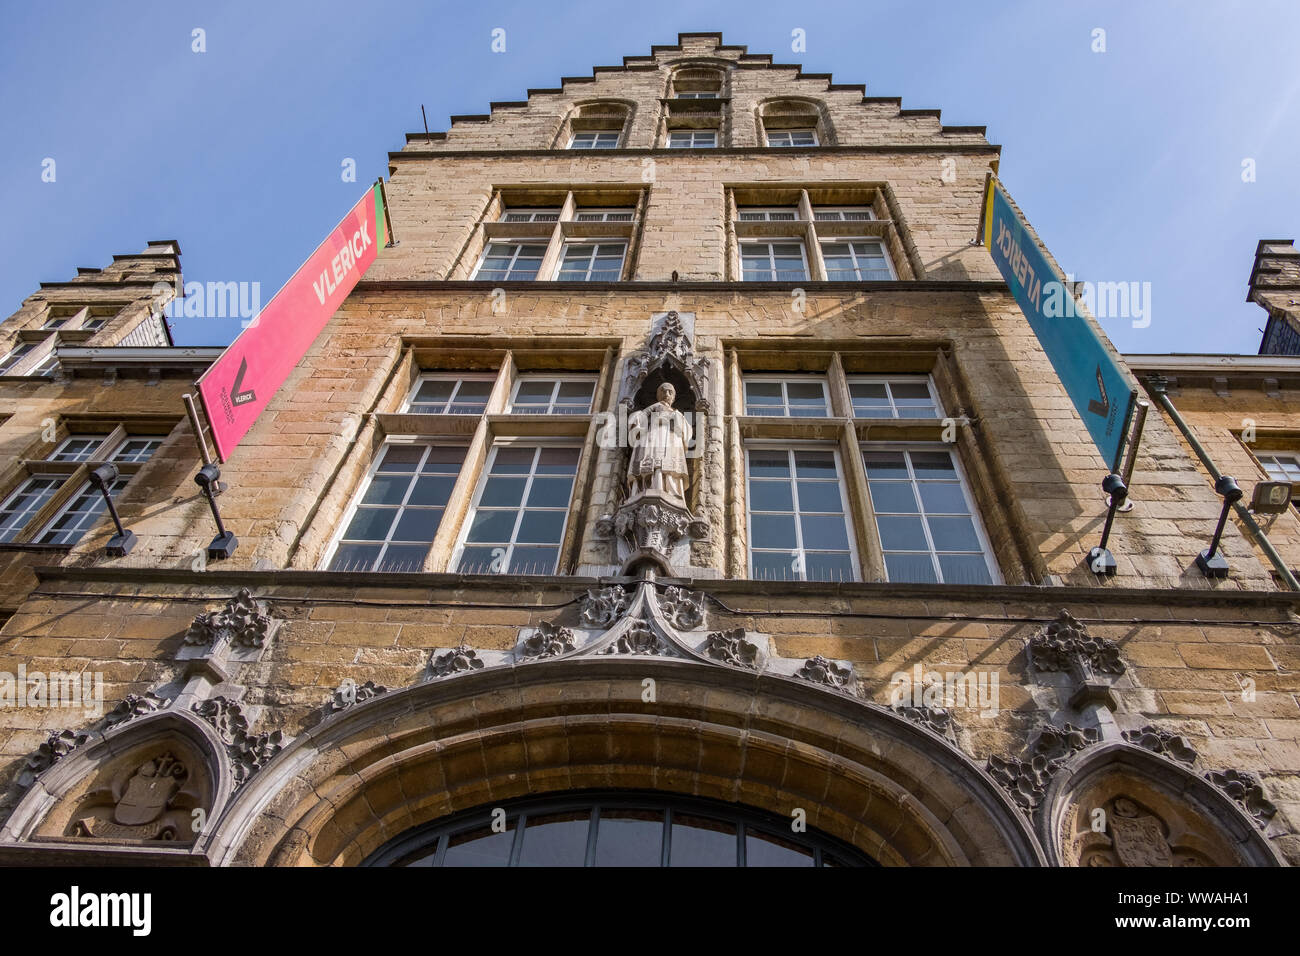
top-left (429, 645), bottom-right (485, 678)
top-left (795, 656), bottom-right (854, 691)
top-left (520, 621), bottom-right (576, 660)
top-left (328, 679), bottom-right (388, 713)
top-left (183, 588), bottom-right (280, 650)
top-left (1122, 726), bottom-right (1198, 766)
top-left (1205, 770), bottom-right (1277, 827)
top-left (102, 692), bottom-right (168, 731)
top-left (987, 723), bottom-right (1101, 813)
top-left (601, 620), bottom-right (667, 656)
top-left (68, 751), bottom-right (201, 842)
top-left (620, 312), bottom-right (711, 414)
top-left (702, 628), bottom-right (759, 668)
top-left (580, 586), bottom-right (629, 628)
top-left (192, 696), bottom-right (283, 787)
top-left (599, 501), bottom-right (705, 565)
top-left (657, 586), bottom-right (704, 630)
top-left (16, 730), bottom-right (90, 791)
top-left (1028, 610), bottom-right (1125, 678)
top-left (892, 704), bottom-right (956, 742)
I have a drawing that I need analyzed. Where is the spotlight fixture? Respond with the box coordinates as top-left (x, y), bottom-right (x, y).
top-left (87, 463), bottom-right (136, 557)
top-left (1086, 473), bottom-right (1127, 576)
top-left (1196, 475), bottom-right (1243, 578)
top-left (195, 463), bottom-right (237, 560)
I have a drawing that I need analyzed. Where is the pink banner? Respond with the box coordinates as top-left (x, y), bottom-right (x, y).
top-left (197, 184), bottom-right (385, 461)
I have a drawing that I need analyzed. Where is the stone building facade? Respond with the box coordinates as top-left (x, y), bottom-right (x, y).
top-left (0, 34), bottom-right (1295, 867)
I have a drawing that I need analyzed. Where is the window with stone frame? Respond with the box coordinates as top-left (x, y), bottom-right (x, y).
top-left (0, 423), bottom-right (167, 546)
top-left (314, 342), bottom-right (612, 575)
top-left (765, 129), bottom-right (818, 147)
top-left (452, 443), bottom-right (582, 575)
top-left (727, 186), bottom-right (912, 281)
top-left (744, 445), bottom-right (857, 583)
top-left (403, 374), bottom-right (497, 415)
top-left (326, 442), bottom-right (469, 573)
top-left (460, 187), bottom-right (645, 282)
top-left (667, 129), bottom-right (718, 148)
top-left (739, 240), bottom-right (809, 281)
top-left (508, 375), bottom-right (598, 414)
top-left (729, 346), bottom-right (1009, 585)
top-left (743, 376), bottom-right (831, 417)
top-left (860, 446), bottom-right (997, 585)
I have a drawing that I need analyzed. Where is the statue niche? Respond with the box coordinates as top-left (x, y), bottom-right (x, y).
top-left (597, 312), bottom-right (712, 575)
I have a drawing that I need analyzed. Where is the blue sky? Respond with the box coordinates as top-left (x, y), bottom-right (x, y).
top-left (2, 0), bottom-right (1297, 351)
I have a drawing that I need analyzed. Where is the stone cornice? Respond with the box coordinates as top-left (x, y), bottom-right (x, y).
top-left (29, 565), bottom-right (1300, 612)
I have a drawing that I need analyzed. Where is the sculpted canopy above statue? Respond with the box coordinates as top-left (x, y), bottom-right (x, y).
top-left (627, 382), bottom-right (691, 504)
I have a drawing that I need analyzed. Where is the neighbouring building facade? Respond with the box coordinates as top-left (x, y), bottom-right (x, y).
top-left (0, 34), bottom-right (1296, 867)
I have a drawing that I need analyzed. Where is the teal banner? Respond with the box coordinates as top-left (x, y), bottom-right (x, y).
top-left (982, 178), bottom-right (1137, 470)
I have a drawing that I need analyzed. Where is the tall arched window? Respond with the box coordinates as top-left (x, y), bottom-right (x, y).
top-left (363, 790), bottom-right (877, 866)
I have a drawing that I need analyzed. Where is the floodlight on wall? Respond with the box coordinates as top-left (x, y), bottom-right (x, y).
top-left (1196, 475), bottom-right (1243, 578)
top-left (87, 463), bottom-right (136, 557)
top-left (1086, 474), bottom-right (1127, 576)
top-left (195, 463), bottom-right (237, 560)
top-left (1250, 480), bottom-right (1293, 515)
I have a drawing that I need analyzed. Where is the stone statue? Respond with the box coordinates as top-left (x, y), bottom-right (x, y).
top-left (627, 382), bottom-right (691, 503)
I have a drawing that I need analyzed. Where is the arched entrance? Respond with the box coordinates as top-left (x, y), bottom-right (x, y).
top-left (206, 657), bottom-right (1044, 866)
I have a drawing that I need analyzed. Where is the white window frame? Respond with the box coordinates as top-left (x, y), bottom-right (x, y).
top-left (109, 437), bottom-right (164, 463)
top-left (471, 240), bottom-right (549, 281)
top-left (743, 442), bottom-right (860, 583)
top-left (675, 91), bottom-right (719, 99)
top-left (0, 343), bottom-right (36, 374)
top-left (401, 373), bottom-right (498, 415)
top-left (42, 318), bottom-right (67, 330)
top-left (813, 206), bottom-right (875, 222)
top-left (667, 130), bottom-right (717, 148)
top-left (34, 475), bottom-right (129, 546)
top-left (0, 475), bottom-right (62, 543)
top-left (82, 317), bottom-right (108, 331)
top-left (846, 376), bottom-right (944, 419)
top-left (321, 439), bottom-right (469, 572)
top-left (736, 207), bottom-right (800, 222)
top-left (742, 376), bottom-right (831, 417)
top-left (450, 440), bottom-right (582, 576)
top-left (572, 208), bottom-right (636, 223)
top-left (499, 208), bottom-right (561, 223)
top-left (50, 434), bottom-right (110, 462)
top-left (553, 240), bottom-right (628, 281)
top-left (819, 238), bottom-right (897, 281)
top-left (739, 239), bottom-right (810, 282)
top-left (861, 444), bottom-right (1000, 585)
top-left (765, 129), bottom-right (819, 147)
top-left (508, 374), bottom-right (599, 415)
top-left (568, 131), bottom-right (621, 149)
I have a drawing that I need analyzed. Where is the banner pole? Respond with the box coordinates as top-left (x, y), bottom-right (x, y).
top-left (183, 393), bottom-right (214, 466)
top-left (376, 177), bottom-right (396, 247)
